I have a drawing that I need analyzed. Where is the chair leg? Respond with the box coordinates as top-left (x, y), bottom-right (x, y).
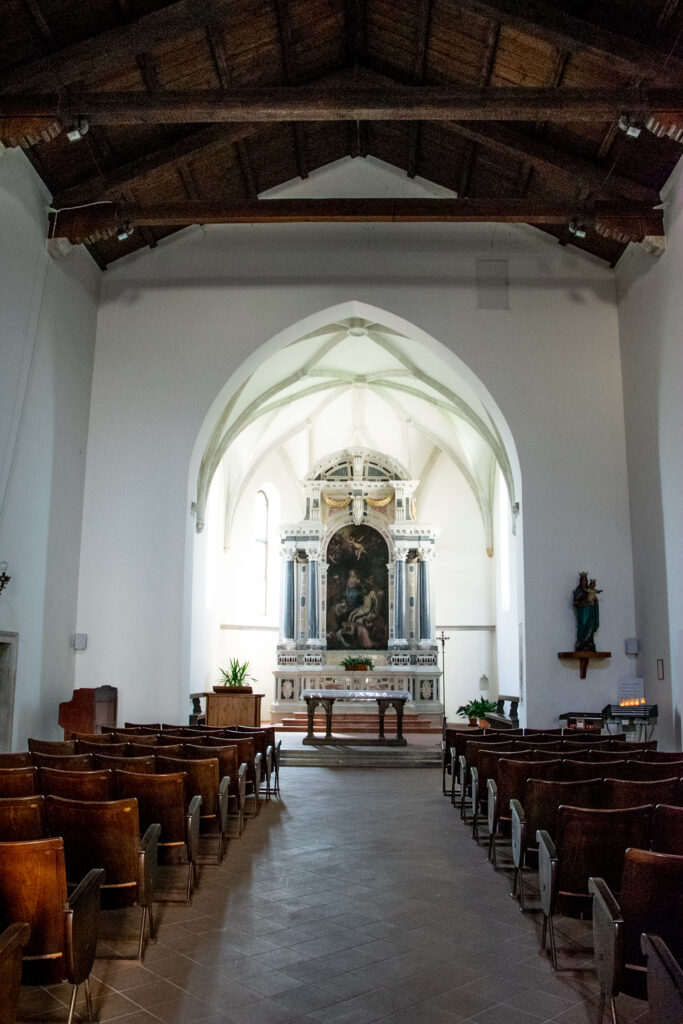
top-left (609, 997), bottom-right (618, 1024)
top-left (137, 907), bottom-right (148, 961)
top-left (548, 915), bottom-right (558, 971)
top-left (519, 868), bottom-right (527, 912)
top-left (67, 984), bottom-right (79, 1024)
top-left (84, 978), bottom-right (94, 1024)
top-left (186, 861), bottom-right (194, 903)
top-left (541, 914), bottom-right (547, 951)
top-left (596, 992), bottom-right (605, 1024)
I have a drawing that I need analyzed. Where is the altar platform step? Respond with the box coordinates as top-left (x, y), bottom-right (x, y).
top-left (276, 712), bottom-right (437, 734)
top-left (280, 742), bottom-right (441, 768)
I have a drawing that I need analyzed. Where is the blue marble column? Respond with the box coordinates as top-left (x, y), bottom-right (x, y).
top-left (393, 553), bottom-right (408, 646)
top-left (307, 556), bottom-right (320, 645)
top-left (281, 554), bottom-right (296, 645)
top-left (418, 556), bottom-right (432, 643)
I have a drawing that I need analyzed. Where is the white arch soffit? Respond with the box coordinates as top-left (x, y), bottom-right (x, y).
top-left (322, 509), bottom-right (394, 561)
top-left (306, 446), bottom-right (411, 482)
top-left (375, 386), bottom-right (494, 554)
top-left (364, 328), bottom-right (516, 508)
top-left (195, 330), bottom-right (349, 526)
top-left (194, 304), bottom-right (520, 533)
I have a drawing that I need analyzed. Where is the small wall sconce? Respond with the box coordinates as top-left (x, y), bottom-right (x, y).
top-left (479, 673), bottom-right (489, 694)
top-left (0, 562), bottom-right (11, 595)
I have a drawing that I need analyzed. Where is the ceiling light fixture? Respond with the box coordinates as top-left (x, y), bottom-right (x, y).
top-left (617, 114), bottom-right (642, 138)
top-left (66, 117), bottom-right (89, 142)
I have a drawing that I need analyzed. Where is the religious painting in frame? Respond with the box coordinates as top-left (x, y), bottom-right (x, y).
top-left (325, 525), bottom-right (389, 650)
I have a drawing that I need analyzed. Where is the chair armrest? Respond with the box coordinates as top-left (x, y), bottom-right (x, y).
top-left (238, 762), bottom-right (247, 809)
top-left (536, 829), bottom-right (557, 917)
top-left (0, 921), bottom-right (30, 955)
top-left (218, 775), bottom-right (230, 833)
top-left (458, 754), bottom-right (468, 788)
top-left (186, 794), bottom-right (202, 864)
top-left (589, 876), bottom-right (624, 999)
top-left (65, 868), bottom-right (104, 984)
top-left (266, 744), bottom-right (274, 777)
top-left (138, 823), bottom-right (161, 907)
top-left (487, 778), bottom-right (498, 835)
top-left (470, 766), bottom-right (479, 812)
top-left (510, 798), bottom-right (526, 869)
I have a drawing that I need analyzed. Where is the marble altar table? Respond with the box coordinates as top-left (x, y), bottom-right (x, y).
top-left (301, 689), bottom-right (411, 746)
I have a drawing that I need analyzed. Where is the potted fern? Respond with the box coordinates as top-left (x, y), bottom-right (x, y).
top-left (457, 697), bottom-right (498, 726)
top-left (341, 654), bottom-right (374, 672)
top-left (214, 658), bottom-right (255, 693)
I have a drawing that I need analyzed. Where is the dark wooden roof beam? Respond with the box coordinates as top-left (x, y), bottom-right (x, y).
top-left (48, 198), bottom-right (663, 247)
top-left (7, 85), bottom-right (683, 123)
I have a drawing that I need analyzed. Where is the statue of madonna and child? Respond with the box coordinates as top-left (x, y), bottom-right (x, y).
top-left (573, 571), bottom-right (603, 652)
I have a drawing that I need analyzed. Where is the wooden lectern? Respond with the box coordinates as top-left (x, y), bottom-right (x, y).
top-left (58, 685), bottom-right (118, 737)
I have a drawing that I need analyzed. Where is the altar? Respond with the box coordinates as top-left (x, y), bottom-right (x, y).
top-left (302, 689), bottom-right (412, 745)
top-left (271, 448), bottom-right (443, 729)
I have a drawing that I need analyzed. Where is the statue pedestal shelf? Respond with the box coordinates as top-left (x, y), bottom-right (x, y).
top-left (557, 651), bottom-right (611, 679)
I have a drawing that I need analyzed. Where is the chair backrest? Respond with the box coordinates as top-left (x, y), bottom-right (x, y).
top-left (37, 767), bottom-right (113, 801)
top-left (561, 759), bottom-right (628, 781)
top-left (639, 750), bottom-right (683, 762)
top-left (92, 753), bottom-right (156, 773)
top-left (205, 735), bottom-right (255, 775)
top-left (125, 722), bottom-right (161, 730)
top-left (76, 740), bottom-right (130, 757)
top-left (464, 738), bottom-right (512, 767)
top-left (626, 759), bottom-right (683, 781)
top-left (477, 748), bottom-right (520, 789)
top-left (115, 770), bottom-right (188, 845)
top-left (223, 729), bottom-right (268, 760)
top-left (555, 804), bottom-right (652, 908)
top-left (523, 778), bottom-right (602, 846)
top-left (152, 743), bottom-right (185, 758)
top-left (116, 732), bottom-right (158, 745)
top-left (0, 752), bottom-right (33, 768)
top-left (184, 743), bottom-right (239, 789)
top-left (452, 729), bottom-right (485, 760)
top-left (0, 837), bottom-right (69, 983)
top-left (641, 934), bottom-right (683, 1022)
top-left (0, 766), bottom-right (37, 797)
top-left (515, 736), bottom-right (562, 748)
top-left (27, 739), bottom-right (78, 756)
top-left (496, 758), bottom-right (563, 813)
top-left (31, 752), bottom-right (94, 771)
top-left (587, 749), bottom-right (634, 762)
top-left (69, 732), bottom-right (116, 744)
top-left (128, 741), bottom-right (164, 757)
top-left (651, 804), bottom-right (683, 854)
top-left (0, 795), bottom-right (46, 841)
top-left (45, 795), bottom-right (140, 900)
top-left (602, 777), bottom-right (680, 810)
top-left (525, 728), bottom-right (563, 734)
top-left (156, 756), bottom-right (219, 816)
top-left (618, 848), bottom-right (683, 967)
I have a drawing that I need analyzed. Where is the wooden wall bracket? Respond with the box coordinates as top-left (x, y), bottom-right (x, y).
top-left (557, 651), bottom-right (611, 679)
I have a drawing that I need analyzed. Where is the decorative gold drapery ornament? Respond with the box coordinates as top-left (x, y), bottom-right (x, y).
top-left (366, 494), bottom-right (393, 508)
top-left (322, 494), bottom-right (352, 508)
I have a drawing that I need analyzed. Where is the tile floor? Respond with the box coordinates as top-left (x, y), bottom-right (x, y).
top-left (19, 763), bottom-right (651, 1024)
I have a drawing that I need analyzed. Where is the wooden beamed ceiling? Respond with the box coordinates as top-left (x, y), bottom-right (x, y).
top-left (2, 0), bottom-right (682, 267)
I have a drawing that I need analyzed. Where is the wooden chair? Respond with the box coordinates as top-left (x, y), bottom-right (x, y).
top-left (0, 767), bottom-right (37, 797)
top-left (561, 759), bottom-right (628, 782)
top-left (487, 758), bottom-right (563, 867)
top-left (639, 750), bottom-right (683, 763)
top-left (447, 728), bottom-right (485, 803)
top-left (235, 725), bottom-right (281, 796)
top-left (0, 752), bottom-right (32, 768)
top-left (155, 755), bottom-right (229, 862)
top-left (76, 740), bottom-right (130, 757)
top-left (184, 743), bottom-right (246, 838)
top-left (45, 795), bottom-right (159, 962)
top-left (589, 849), bottom-right (683, 1022)
top-left (150, 743), bottom-right (186, 758)
top-left (602, 777), bottom-right (680, 810)
top-left (115, 732), bottom-right (158, 745)
top-left (124, 722), bottom-right (161, 730)
top-left (588, 749), bottom-right (639, 763)
top-left (0, 922), bottom-right (31, 1024)
top-left (0, 795), bottom-right (46, 841)
top-left (470, 747), bottom-right (519, 842)
top-left (37, 767), bottom-right (113, 801)
top-left (510, 777), bottom-right (602, 909)
top-left (442, 727), bottom-right (460, 796)
top-left (640, 934), bottom-right (683, 1023)
top-left (0, 837), bottom-right (103, 1024)
top-left (31, 752), bottom-right (94, 771)
top-left (92, 753), bottom-right (156, 773)
top-left (651, 804), bottom-right (683, 854)
top-left (27, 739), bottom-right (78, 756)
top-left (205, 735), bottom-right (261, 818)
top-left (114, 770), bottom-right (201, 903)
top-left (69, 732), bottom-right (116, 744)
top-left (459, 739), bottom-right (512, 821)
top-left (537, 804), bottom-right (652, 969)
top-left (525, 728), bottom-right (563, 735)
top-left (626, 759), bottom-right (683, 780)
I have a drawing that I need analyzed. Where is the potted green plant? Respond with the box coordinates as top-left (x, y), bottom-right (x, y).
top-left (214, 658), bottom-right (256, 693)
top-left (340, 654), bottom-right (374, 672)
top-left (456, 697), bottom-right (498, 726)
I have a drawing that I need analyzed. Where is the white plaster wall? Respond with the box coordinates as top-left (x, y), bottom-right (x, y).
top-left (0, 150), bottom-right (99, 746)
top-left (616, 159), bottom-right (683, 749)
top-left (77, 213), bottom-right (636, 728)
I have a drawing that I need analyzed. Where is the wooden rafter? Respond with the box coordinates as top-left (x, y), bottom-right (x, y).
top-left (5, 85), bottom-right (683, 124)
top-left (48, 197), bottom-right (663, 246)
top-left (449, 0), bottom-right (683, 81)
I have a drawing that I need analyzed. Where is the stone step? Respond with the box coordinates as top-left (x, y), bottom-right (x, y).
top-left (277, 713), bottom-right (437, 733)
top-left (280, 745), bottom-right (441, 768)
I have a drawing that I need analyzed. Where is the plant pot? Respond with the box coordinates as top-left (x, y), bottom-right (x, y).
top-left (213, 685), bottom-right (253, 694)
top-left (345, 664), bottom-right (369, 672)
top-left (468, 717), bottom-right (478, 726)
